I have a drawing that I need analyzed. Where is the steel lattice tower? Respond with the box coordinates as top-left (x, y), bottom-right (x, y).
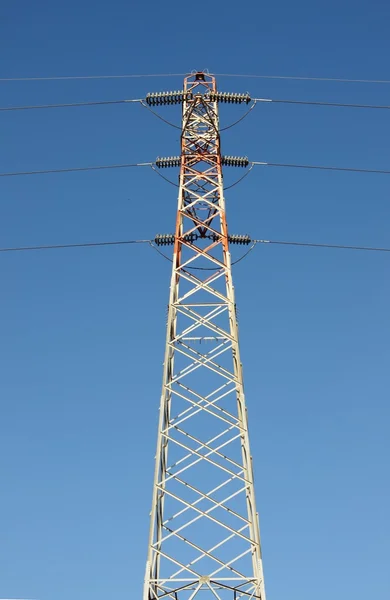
top-left (144, 72), bottom-right (266, 600)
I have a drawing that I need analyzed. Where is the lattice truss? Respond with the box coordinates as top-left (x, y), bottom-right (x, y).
top-left (144, 74), bottom-right (266, 600)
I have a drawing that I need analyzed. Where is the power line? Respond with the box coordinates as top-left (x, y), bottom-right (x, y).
top-left (0, 73), bottom-right (185, 82)
top-left (215, 73), bottom-right (390, 84)
top-left (254, 97), bottom-right (390, 110)
top-left (252, 161), bottom-right (390, 175)
top-left (2, 159), bottom-right (389, 179)
top-left (0, 162), bottom-right (152, 178)
top-left (255, 239), bottom-right (390, 252)
top-left (0, 239), bottom-right (151, 253)
top-left (3, 96), bottom-right (390, 113)
top-left (2, 72), bottom-right (390, 85)
top-left (0, 98), bottom-right (141, 112)
top-left (1, 238), bottom-right (389, 255)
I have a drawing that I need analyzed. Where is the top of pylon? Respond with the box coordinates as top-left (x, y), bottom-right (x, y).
top-left (185, 70), bottom-right (215, 92)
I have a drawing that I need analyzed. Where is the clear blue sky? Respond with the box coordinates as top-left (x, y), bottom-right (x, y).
top-left (1, 1), bottom-right (389, 600)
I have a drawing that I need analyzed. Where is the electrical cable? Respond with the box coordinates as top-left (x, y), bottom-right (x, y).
top-left (151, 165), bottom-right (179, 187)
top-left (0, 73), bottom-right (185, 82)
top-left (215, 73), bottom-right (390, 84)
top-left (3, 96), bottom-right (390, 114)
top-left (220, 101), bottom-right (257, 132)
top-left (2, 72), bottom-right (390, 85)
top-left (149, 241), bottom-right (174, 263)
top-left (224, 164), bottom-right (254, 190)
top-left (252, 161), bottom-right (390, 175)
top-left (2, 160), bottom-right (389, 179)
top-left (149, 241), bottom-right (257, 270)
top-left (253, 97), bottom-right (390, 110)
top-left (0, 99), bottom-right (141, 112)
top-left (1, 238), bottom-right (389, 255)
top-left (151, 163), bottom-right (254, 190)
top-left (0, 162), bottom-right (152, 178)
top-left (140, 101), bottom-right (182, 130)
top-left (0, 239), bottom-right (151, 253)
top-left (255, 239), bottom-right (390, 252)
top-left (231, 242), bottom-right (257, 265)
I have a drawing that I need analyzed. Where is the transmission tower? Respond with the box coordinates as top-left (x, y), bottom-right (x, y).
top-left (144, 72), bottom-right (266, 600)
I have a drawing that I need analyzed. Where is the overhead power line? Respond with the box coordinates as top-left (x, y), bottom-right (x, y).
top-left (0, 99), bottom-right (141, 112)
top-left (255, 239), bottom-right (390, 252)
top-left (0, 239), bottom-right (151, 253)
top-left (254, 97), bottom-right (390, 110)
top-left (252, 161), bottom-right (390, 175)
top-left (2, 160), bottom-right (389, 180)
top-left (1, 238), bottom-right (389, 255)
top-left (215, 73), bottom-right (390, 84)
top-left (0, 73), bottom-right (185, 82)
top-left (3, 96), bottom-right (390, 113)
top-left (0, 162), bottom-right (152, 178)
top-left (2, 72), bottom-right (390, 84)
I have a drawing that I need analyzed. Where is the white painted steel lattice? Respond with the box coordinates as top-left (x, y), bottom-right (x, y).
top-left (144, 73), bottom-right (266, 600)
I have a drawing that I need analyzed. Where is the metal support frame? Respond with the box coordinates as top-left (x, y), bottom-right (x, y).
top-left (144, 72), bottom-right (266, 600)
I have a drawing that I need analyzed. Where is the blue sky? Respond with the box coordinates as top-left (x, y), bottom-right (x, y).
top-left (1, 1), bottom-right (389, 600)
